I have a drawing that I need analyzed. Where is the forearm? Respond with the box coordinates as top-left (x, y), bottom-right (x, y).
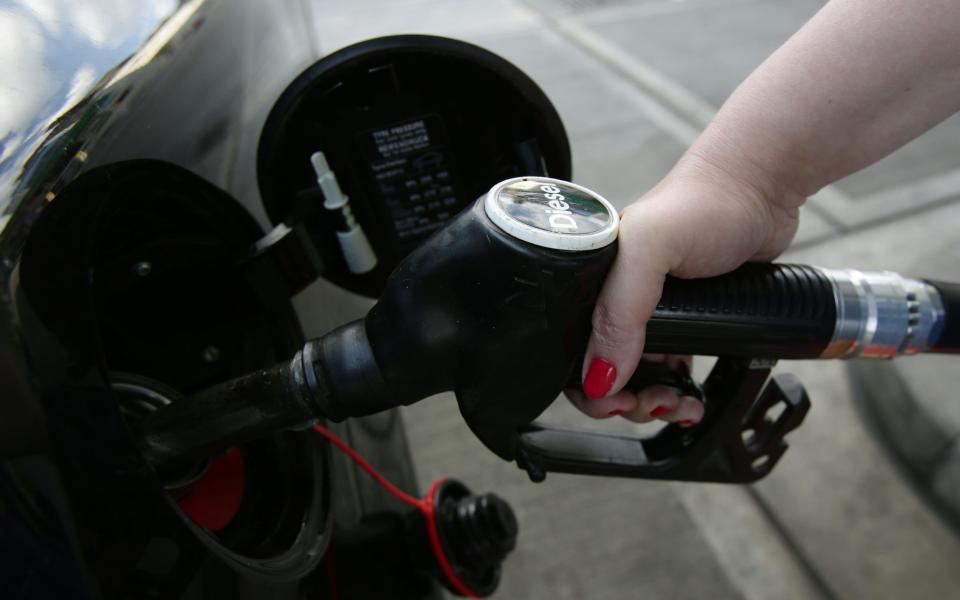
top-left (579, 0), bottom-right (960, 406)
top-left (689, 0), bottom-right (960, 200)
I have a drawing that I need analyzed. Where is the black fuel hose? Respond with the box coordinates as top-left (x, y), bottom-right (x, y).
top-left (643, 263), bottom-right (953, 360)
top-left (644, 264), bottom-right (837, 359)
top-left (926, 280), bottom-right (960, 353)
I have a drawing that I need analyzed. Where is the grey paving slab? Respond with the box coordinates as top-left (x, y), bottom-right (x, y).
top-left (306, 0), bottom-right (540, 54)
top-left (790, 206), bottom-right (837, 247)
top-left (522, 0), bottom-right (662, 16)
top-left (582, 0), bottom-right (822, 109)
top-left (571, 120), bottom-right (685, 206)
top-left (750, 360), bottom-right (960, 599)
top-left (787, 201), bottom-right (960, 532)
top-left (572, 119), bottom-right (836, 246)
top-left (771, 202), bottom-right (960, 599)
top-left (846, 359), bottom-right (960, 535)
top-left (573, 0), bottom-right (960, 228)
top-left (467, 26), bottom-right (657, 137)
top-left (803, 164), bottom-right (960, 230)
top-left (307, 2), bottom-right (691, 142)
top-left (833, 112), bottom-right (960, 199)
top-left (672, 483), bottom-right (824, 600)
top-left (899, 354), bottom-right (960, 434)
top-left (848, 361), bottom-right (954, 475)
top-left (933, 442), bottom-right (960, 519)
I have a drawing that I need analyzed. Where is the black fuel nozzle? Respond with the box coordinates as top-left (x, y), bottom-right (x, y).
top-left (313, 177), bottom-right (620, 459)
top-left (137, 176), bottom-right (814, 483)
top-left (138, 176), bottom-right (853, 483)
top-left (136, 177), bottom-right (616, 468)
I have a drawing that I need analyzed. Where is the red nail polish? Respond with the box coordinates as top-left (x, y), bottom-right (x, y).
top-left (583, 358), bottom-right (617, 399)
top-left (678, 419), bottom-right (698, 427)
top-left (608, 409), bottom-right (624, 416)
top-left (650, 405), bottom-right (671, 418)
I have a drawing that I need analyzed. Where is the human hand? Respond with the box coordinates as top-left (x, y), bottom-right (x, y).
top-left (566, 152), bottom-right (803, 425)
top-left (566, 0), bottom-right (960, 423)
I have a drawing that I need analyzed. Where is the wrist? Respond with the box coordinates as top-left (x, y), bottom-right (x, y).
top-left (628, 150), bottom-right (801, 278)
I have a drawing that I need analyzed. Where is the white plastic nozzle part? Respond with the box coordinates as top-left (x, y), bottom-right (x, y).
top-left (308, 150), bottom-right (378, 274)
top-left (336, 227), bottom-right (378, 274)
top-left (310, 151), bottom-right (347, 210)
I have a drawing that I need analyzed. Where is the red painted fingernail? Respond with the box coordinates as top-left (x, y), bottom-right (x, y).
top-left (650, 405), bottom-right (671, 418)
top-left (583, 358), bottom-right (617, 399)
top-left (678, 419), bottom-right (698, 427)
top-left (608, 409), bottom-right (624, 416)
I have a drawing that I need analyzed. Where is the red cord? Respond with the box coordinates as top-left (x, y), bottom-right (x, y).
top-left (312, 423), bottom-right (481, 598)
top-left (312, 422), bottom-right (421, 509)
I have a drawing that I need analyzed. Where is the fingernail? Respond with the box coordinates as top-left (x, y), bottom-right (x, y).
top-left (678, 419), bottom-right (698, 427)
top-left (583, 358), bottom-right (617, 399)
top-left (650, 405), bottom-right (671, 418)
top-left (608, 409), bottom-right (624, 416)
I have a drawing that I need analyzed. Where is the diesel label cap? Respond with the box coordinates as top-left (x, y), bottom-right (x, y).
top-left (484, 177), bottom-right (619, 251)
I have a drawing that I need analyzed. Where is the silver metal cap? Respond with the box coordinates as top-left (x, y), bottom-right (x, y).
top-left (484, 177), bottom-right (619, 251)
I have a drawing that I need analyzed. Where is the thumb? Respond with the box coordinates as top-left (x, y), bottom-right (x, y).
top-left (582, 202), bottom-right (682, 399)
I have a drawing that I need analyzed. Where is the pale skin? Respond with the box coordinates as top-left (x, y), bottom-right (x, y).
top-left (569, 0), bottom-right (960, 424)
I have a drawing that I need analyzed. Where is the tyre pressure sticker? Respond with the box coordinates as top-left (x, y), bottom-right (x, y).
top-left (371, 120), bottom-right (431, 158)
top-left (358, 115), bottom-right (462, 243)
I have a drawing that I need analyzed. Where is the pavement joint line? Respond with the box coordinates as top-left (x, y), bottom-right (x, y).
top-left (802, 205), bottom-right (848, 235)
top-left (566, 60), bottom-right (702, 145)
top-left (771, 163), bottom-right (960, 237)
top-left (510, 1), bottom-right (700, 145)
top-left (296, 0), bottom-right (322, 59)
top-left (790, 192), bottom-right (960, 253)
top-left (788, 232), bottom-right (843, 253)
top-left (847, 364), bottom-right (960, 539)
top-left (746, 485), bottom-right (842, 600)
top-left (577, 0), bottom-right (763, 30)
top-left (806, 189), bottom-right (852, 232)
top-left (567, 115), bottom-right (661, 140)
top-left (672, 483), bottom-right (829, 600)
top-left (831, 167), bottom-right (960, 226)
top-left (313, 0), bottom-right (543, 52)
top-left (551, 12), bottom-right (716, 128)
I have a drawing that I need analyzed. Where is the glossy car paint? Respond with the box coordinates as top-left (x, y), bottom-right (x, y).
top-left (0, 1), bottom-right (424, 598)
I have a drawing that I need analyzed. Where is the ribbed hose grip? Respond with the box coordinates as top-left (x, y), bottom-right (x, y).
top-left (644, 263), bottom-right (837, 358)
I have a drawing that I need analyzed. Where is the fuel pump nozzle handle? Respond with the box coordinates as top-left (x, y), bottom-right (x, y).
top-left (138, 177), bottom-right (958, 483)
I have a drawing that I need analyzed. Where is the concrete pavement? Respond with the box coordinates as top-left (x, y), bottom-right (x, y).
top-left (301, 1), bottom-right (960, 597)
